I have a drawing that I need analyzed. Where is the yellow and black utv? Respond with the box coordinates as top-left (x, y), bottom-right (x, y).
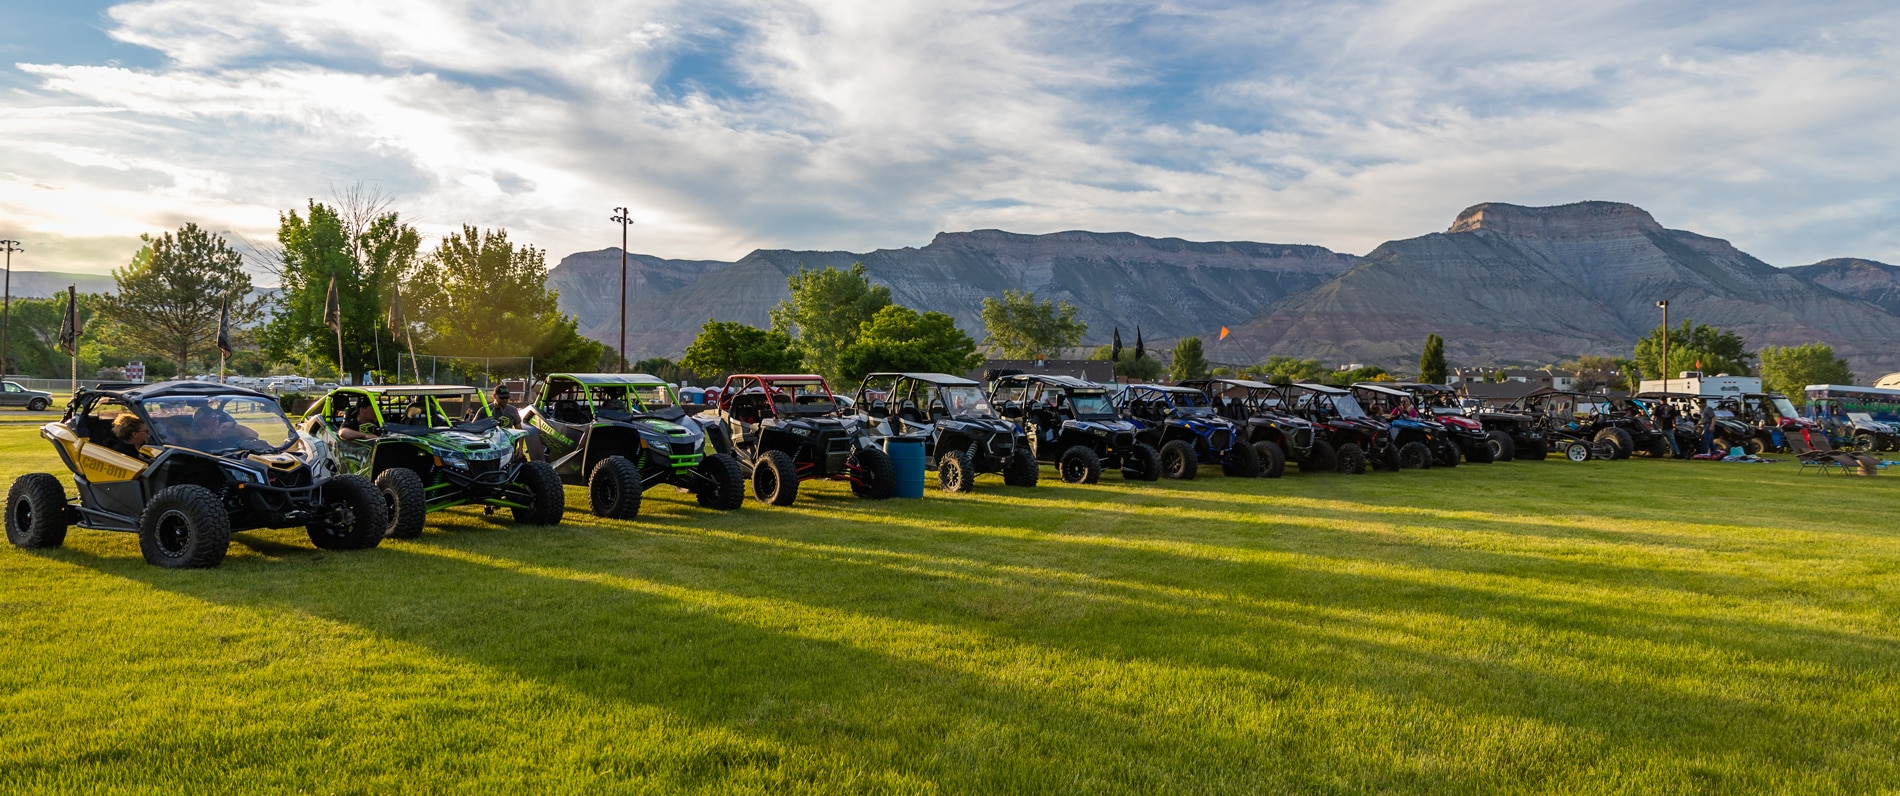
top-left (5, 381), bottom-right (385, 568)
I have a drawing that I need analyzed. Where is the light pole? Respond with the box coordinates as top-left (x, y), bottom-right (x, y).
top-left (610, 207), bottom-right (633, 373)
top-left (0, 240), bottom-right (19, 380)
top-left (1656, 299), bottom-right (1669, 392)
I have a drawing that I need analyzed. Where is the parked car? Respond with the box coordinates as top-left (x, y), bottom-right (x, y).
top-left (0, 381), bottom-right (53, 411)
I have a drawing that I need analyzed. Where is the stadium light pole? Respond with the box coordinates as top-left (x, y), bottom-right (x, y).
top-left (1656, 300), bottom-right (1669, 392)
top-left (611, 207), bottom-right (633, 373)
top-left (0, 240), bottom-right (19, 380)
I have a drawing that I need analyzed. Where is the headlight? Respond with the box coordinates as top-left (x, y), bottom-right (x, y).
top-left (435, 450), bottom-right (469, 470)
top-left (788, 425), bottom-right (811, 436)
top-left (222, 465), bottom-right (264, 484)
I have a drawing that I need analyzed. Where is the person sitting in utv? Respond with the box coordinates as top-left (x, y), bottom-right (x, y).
top-left (187, 405), bottom-right (260, 449)
top-left (339, 403), bottom-right (380, 441)
top-left (109, 414), bottom-right (152, 459)
top-left (1389, 396), bottom-right (1421, 420)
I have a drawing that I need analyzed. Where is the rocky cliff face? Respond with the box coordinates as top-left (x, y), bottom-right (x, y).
top-left (550, 230), bottom-right (1357, 358)
top-left (1787, 258), bottom-right (1900, 316)
top-left (1233, 202), bottom-right (1900, 376)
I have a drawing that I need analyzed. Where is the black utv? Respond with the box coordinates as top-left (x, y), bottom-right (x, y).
top-left (1508, 390), bottom-right (1662, 460)
top-left (1180, 377), bottom-right (1330, 477)
top-left (850, 372), bottom-right (1038, 492)
top-left (1351, 383), bottom-right (1466, 468)
top-left (522, 373), bottom-right (746, 518)
top-left (1115, 384), bottom-right (1263, 479)
top-left (700, 373), bottom-right (897, 505)
top-left (990, 374), bottom-right (1160, 483)
top-left (6, 381), bottom-right (386, 568)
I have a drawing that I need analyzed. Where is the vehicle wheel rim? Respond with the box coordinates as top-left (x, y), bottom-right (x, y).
top-left (381, 488), bottom-right (399, 529)
top-left (325, 502), bottom-right (356, 536)
top-left (156, 510), bottom-right (191, 557)
top-left (601, 478), bottom-right (618, 507)
top-left (13, 498), bottom-right (31, 532)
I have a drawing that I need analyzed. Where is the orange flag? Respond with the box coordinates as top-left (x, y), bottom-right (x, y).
top-left (1218, 326), bottom-right (1230, 341)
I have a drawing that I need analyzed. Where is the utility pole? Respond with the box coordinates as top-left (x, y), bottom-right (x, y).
top-left (1656, 300), bottom-right (1669, 392)
top-left (611, 207), bottom-right (633, 373)
top-left (0, 240), bottom-right (18, 379)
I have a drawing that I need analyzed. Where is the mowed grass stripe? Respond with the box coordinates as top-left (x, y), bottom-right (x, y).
top-left (0, 419), bottom-right (1896, 792)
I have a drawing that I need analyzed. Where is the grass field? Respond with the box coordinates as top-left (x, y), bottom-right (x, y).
top-left (2, 415), bottom-right (1898, 794)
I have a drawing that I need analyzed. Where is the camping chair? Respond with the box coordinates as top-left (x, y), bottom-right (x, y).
top-left (1786, 430), bottom-right (1877, 476)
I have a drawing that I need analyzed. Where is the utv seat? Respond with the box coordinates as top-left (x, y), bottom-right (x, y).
top-left (552, 400), bottom-right (590, 423)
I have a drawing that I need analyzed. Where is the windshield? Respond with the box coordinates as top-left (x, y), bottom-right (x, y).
top-left (1069, 392), bottom-right (1115, 418)
top-left (1769, 397), bottom-right (1799, 419)
top-left (766, 379), bottom-right (837, 411)
top-left (1332, 395), bottom-right (1368, 419)
top-left (145, 395), bottom-right (295, 453)
top-left (938, 385), bottom-right (993, 418)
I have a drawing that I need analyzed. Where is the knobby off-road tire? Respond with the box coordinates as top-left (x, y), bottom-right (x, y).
top-left (1595, 428), bottom-right (1634, 460)
top-left (696, 453), bottom-right (748, 509)
top-left (1374, 443), bottom-right (1401, 472)
top-left (1222, 440), bottom-right (1263, 478)
top-left (1003, 448), bottom-right (1039, 488)
top-left (848, 447), bottom-right (898, 500)
top-left (1466, 438), bottom-right (1494, 464)
top-left (1253, 441), bottom-right (1286, 479)
top-left (938, 449), bottom-right (976, 493)
top-left (27, 397), bottom-right (49, 411)
top-left (7, 473), bottom-right (70, 549)
top-left (588, 456), bottom-right (644, 519)
top-left (512, 461), bottom-right (566, 525)
top-left (1711, 436), bottom-right (1734, 456)
top-left (1435, 442), bottom-right (1460, 468)
top-left (1335, 443), bottom-right (1368, 475)
top-left (1059, 446), bottom-right (1103, 485)
top-left (1486, 430), bottom-right (1516, 462)
top-left (1743, 437), bottom-right (1765, 456)
top-left (137, 484), bottom-right (230, 569)
top-left (753, 450), bottom-right (800, 506)
top-left (1646, 438), bottom-right (1673, 458)
top-left (1159, 440), bottom-right (1198, 481)
top-left (375, 467), bottom-right (428, 539)
top-left (1121, 442), bottom-right (1162, 482)
top-left (307, 474), bottom-right (386, 551)
top-left (1398, 441), bottom-right (1433, 470)
top-left (1299, 439), bottom-right (1336, 474)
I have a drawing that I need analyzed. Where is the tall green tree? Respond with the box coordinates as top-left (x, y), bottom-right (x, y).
top-left (769, 262), bottom-right (891, 384)
top-left (1245, 355), bottom-right (1327, 384)
top-left (1418, 333), bottom-right (1447, 384)
top-left (95, 224), bottom-right (261, 375)
top-left (260, 200), bottom-right (420, 382)
top-left (631, 357), bottom-right (695, 386)
top-left (1168, 337), bottom-right (1209, 381)
top-left (404, 226), bottom-right (602, 376)
top-left (1759, 343), bottom-right (1853, 407)
top-left (1634, 319), bottom-right (1754, 380)
top-left (680, 320), bottom-right (802, 379)
top-left (836, 306), bottom-right (982, 383)
top-left (980, 290), bottom-right (1087, 359)
top-left (1087, 344), bottom-right (1164, 381)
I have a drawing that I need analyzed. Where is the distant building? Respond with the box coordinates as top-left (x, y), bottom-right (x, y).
top-left (970, 359), bottom-right (1114, 384)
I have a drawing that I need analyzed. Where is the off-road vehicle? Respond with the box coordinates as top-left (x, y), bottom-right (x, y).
top-left (300, 385), bottom-right (564, 538)
top-left (850, 372), bottom-right (1038, 492)
top-left (6, 381), bottom-right (385, 568)
top-left (1374, 383), bottom-right (1497, 464)
top-left (991, 374), bottom-right (1160, 483)
top-left (1284, 383), bottom-right (1389, 472)
top-left (1807, 398), bottom-right (1899, 451)
top-left (700, 373), bottom-right (897, 505)
top-left (1350, 383), bottom-right (1465, 469)
top-left (1508, 390), bottom-right (1661, 460)
top-left (1114, 384), bottom-right (1262, 479)
top-left (1179, 378), bottom-right (1329, 477)
top-left (522, 373), bottom-right (746, 518)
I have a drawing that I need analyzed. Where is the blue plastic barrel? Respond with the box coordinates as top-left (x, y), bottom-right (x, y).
top-left (882, 437), bottom-right (927, 499)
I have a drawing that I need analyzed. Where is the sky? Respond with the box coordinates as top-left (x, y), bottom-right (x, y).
top-left (3, 0), bottom-right (1898, 278)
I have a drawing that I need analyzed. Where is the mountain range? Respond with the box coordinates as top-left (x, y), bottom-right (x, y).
top-left (548, 201), bottom-right (1900, 378)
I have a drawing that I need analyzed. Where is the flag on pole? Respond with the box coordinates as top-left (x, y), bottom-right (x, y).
top-left (1134, 327), bottom-right (1145, 360)
top-left (216, 295), bottom-right (233, 357)
top-left (324, 276), bottom-right (342, 333)
top-left (1219, 326), bottom-right (1230, 341)
top-left (1111, 327), bottom-right (1122, 362)
top-left (387, 283), bottom-right (406, 333)
top-left (58, 285), bottom-right (80, 355)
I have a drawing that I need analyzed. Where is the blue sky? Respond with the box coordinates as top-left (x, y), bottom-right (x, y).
top-left (4, 0), bottom-right (1898, 276)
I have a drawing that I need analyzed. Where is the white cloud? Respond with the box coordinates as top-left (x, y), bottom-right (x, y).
top-left (2, 0), bottom-right (1898, 277)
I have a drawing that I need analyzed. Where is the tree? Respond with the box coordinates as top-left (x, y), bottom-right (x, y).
top-left (632, 356), bottom-right (695, 386)
top-left (769, 262), bottom-right (891, 384)
top-left (1418, 334), bottom-right (1447, 385)
top-left (1169, 337), bottom-right (1209, 381)
top-left (404, 226), bottom-right (603, 377)
top-left (1245, 356), bottom-right (1327, 384)
top-left (260, 200), bottom-right (421, 382)
top-left (1759, 343), bottom-right (1853, 408)
top-left (837, 306), bottom-right (982, 383)
top-left (1087, 345), bottom-right (1163, 381)
top-left (979, 290), bottom-right (1087, 359)
top-left (95, 224), bottom-right (260, 375)
top-left (680, 320), bottom-right (802, 378)
top-left (1634, 319), bottom-right (1754, 381)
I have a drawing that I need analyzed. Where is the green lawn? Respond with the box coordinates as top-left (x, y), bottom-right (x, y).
top-left (2, 415), bottom-right (1898, 793)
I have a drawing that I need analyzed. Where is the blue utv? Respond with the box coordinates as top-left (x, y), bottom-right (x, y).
top-left (1114, 384), bottom-right (1262, 480)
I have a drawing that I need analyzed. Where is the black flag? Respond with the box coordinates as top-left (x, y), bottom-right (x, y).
top-left (1111, 327), bottom-right (1122, 362)
top-left (324, 276), bottom-right (342, 333)
top-left (216, 295), bottom-right (233, 357)
top-left (1134, 326), bottom-right (1145, 361)
top-left (58, 285), bottom-right (80, 355)
top-left (386, 283), bottom-right (406, 334)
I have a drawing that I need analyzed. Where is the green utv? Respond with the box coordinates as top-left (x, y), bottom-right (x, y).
top-left (301, 385), bottom-right (566, 538)
top-left (521, 373), bottom-right (746, 519)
